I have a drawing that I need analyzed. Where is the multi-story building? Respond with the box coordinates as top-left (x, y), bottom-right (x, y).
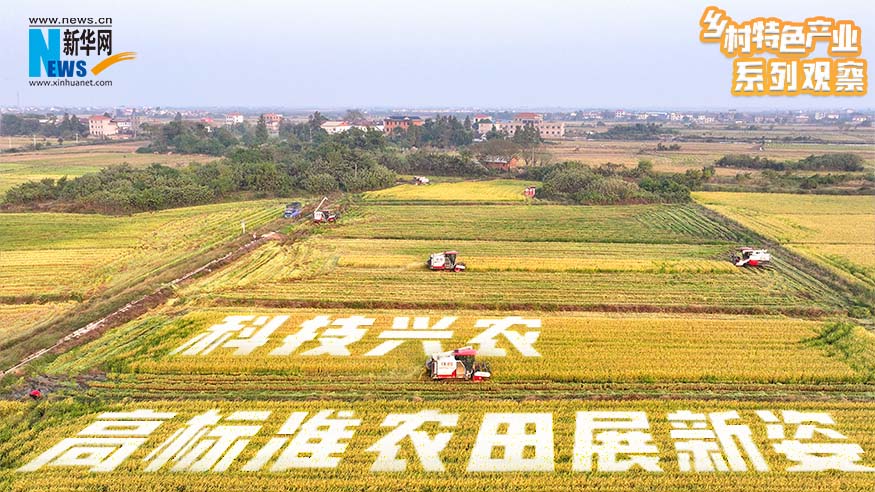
top-left (263, 113), bottom-right (283, 134)
top-left (225, 112), bottom-right (244, 126)
top-left (88, 115), bottom-right (118, 137)
top-left (502, 113), bottom-right (564, 139)
top-left (473, 114), bottom-right (499, 135)
top-left (383, 115), bottom-right (424, 134)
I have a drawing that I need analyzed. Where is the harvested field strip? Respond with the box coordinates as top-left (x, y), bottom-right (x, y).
top-left (329, 204), bottom-right (751, 244)
top-left (193, 266), bottom-right (845, 313)
top-left (694, 192), bottom-right (875, 291)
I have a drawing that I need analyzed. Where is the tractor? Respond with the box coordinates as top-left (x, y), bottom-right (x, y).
top-left (425, 346), bottom-right (491, 381)
top-left (282, 202), bottom-right (302, 219)
top-left (427, 251), bottom-right (466, 272)
top-left (732, 247), bottom-right (771, 267)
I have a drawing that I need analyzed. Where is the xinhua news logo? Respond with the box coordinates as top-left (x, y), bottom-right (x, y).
top-left (28, 17), bottom-right (135, 87)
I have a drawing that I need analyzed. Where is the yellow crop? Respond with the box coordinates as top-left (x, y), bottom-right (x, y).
top-left (363, 179), bottom-right (539, 202)
top-left (2, 399), bottom-right (874, 491)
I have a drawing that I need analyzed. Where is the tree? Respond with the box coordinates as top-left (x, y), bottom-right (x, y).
top-left (470, 139), bottom-right (521, 163)
top-left (254, 115), bottom-right (269, 145)
top-left (512, 124), bottom-right (543, 166)
top-left (344, 109), bottom-right (367, 124)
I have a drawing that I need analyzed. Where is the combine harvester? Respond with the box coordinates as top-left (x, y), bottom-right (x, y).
top-left (312, 196), bottom-right (340, 224)
top-left (732, 247), bottom-right (771, 267)
top-left (425, 347), bottom-right (491, 381)
top-left (427, 251), bottom-right (466, 272)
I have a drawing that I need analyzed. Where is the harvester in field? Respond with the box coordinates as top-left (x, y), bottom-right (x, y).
top-left (427, 251), bottom-right (466, 272)
top-left (425, 346), bottom-right (491, 381)
top-left (312, 196), bottom-right (340, 224)
top-left (732, 247), bottom-right (771, 267)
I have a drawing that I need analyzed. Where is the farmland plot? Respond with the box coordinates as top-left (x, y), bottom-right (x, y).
top-left (329, 204), bottom-right (747, 244)
top-left (182, 203), bottom-right (846, 314)
top-left (695, 192), bottom-right (875, 288)
top-left (0, 144), bottom-right (214, 193)
top-left (46, 309), bottom-right (870, 387)
top-left (0, 200), bottom-right (282, 300)
top-left (2, 398), bottom-right (874, 492)
top-left (363, 179), bottom-right (539, 202)
top-left (0, 200), bottom-right (284, 368)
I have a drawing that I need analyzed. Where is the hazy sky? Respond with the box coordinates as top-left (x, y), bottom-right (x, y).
top-left (2, 0), bottom-right (873, 110)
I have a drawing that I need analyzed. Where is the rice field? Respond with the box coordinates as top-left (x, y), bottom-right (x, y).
top-left (45, 309), bottom-right (868, 385)
top-left (0, 303), bottom-right (78, 340)
top-left (695, 192), bottom-right (875, 287)
top-left (364, 179), bottom-right (539, 202)
top-left (548, 139), bottom-right (875, 174)
top-left (0, 200), bottom-right (285, 369)
top-left (0, 143), bottom-right (214, 193)
top-left (1, 398), bottom-right (874, 491)
top-left (0, 200), bottom-right (284, 300)
top-left (182, 203), bottom-right (846, 314)
top-left (330, 203), bottom-right (750, 244)
top-left (4, 182), bottom-right (871, 492)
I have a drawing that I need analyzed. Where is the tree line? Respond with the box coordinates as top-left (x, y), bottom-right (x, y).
top-left (715, 153), bottom-right (866, 172)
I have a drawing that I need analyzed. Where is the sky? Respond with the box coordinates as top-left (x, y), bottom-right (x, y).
top-left (2, 0), bottom-right (873, 110)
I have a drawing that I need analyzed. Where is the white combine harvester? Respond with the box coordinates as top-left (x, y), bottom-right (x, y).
top-left (425, 347), bottom-right (491, 382)
top-left (426, 251), bottom-right (466, 272)
top-left (732, 247), bottom-right (771, 267)
top-left (312, 196), bottom-right (340, 224)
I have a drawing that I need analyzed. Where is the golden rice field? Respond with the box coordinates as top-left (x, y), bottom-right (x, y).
top-left (3, 182), bottom-right (872, 492)
top-left (0, 200), bottom-right (285, 369)
top-left (694, 192), bottom-right (875, 287)
top-left (0, 200), bottom-right (284, 300)
top-left (1, 399), bottom-right (874, 491)
top-left (363, 179), bottom-right (540, 202)
top-left (548, 138), bottom-right (875, 174)
top-left (330, 203), bottom-right (748, 244)
top-left (182, 205), bottom-right (846, 314)
top-left (45, 309), bottom-right (870, 385)
top-left (0, 303), bottom-right (78, 340)
top-left (0, 143), bottom-right (214, 193)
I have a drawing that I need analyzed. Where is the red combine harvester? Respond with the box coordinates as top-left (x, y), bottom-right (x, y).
top-left (427, 251), bottom-right (466, 272)
top-left (732, 247), bottom-right (771, 267)
top-left (425, 347), bottom-right (491, 381)
top-left (312, 196), bottom-right (340, 224)
top-left (313, 209), bottom-right (339, 224)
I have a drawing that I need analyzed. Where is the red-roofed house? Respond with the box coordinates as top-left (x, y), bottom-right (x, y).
top-left (263, 113), bottom-right (283, 134)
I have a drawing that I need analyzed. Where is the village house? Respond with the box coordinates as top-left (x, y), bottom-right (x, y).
top-left (224, 112), bottom-right (244, 126)
top-left (263, 113), bottom-right (283, 134)
top-left (473, 114), bottom-right (499, 135)
top-left (383, 115), bottom-right (424, 134)
top-left (88, 115), bottom-right (118, 137)
top-left (502, 113), bottom-right (565, 139)
top-left (320, 121), bottom-right (385, 134)
top-left (480, 155), bottom-right (521, 171)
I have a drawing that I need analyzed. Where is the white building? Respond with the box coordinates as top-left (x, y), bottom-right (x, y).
top-left (224, 112), bottom-right (244, 126)
top-left (88, 115), bottom-right (118, 137)
top-left (320, 121), bottom-right (384, 134)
